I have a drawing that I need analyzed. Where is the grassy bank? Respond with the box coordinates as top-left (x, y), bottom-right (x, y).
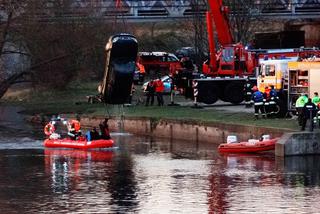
top-left (2, 81), bottom-right (299, 131)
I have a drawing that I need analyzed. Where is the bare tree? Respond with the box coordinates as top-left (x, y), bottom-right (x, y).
top-left (224, 0), bottom-right (272, 44)
top-left (0, 0), bottom-right (30, 98)
top-left (190, 0), bottom-right (207, 69)
top-left (0, 0), bottom-right (117, 99)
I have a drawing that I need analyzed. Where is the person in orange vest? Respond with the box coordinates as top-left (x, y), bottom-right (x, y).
top-left (67, 119), bottom-right (81, 140)
top-left (155, 78), bottom-right (164, 106)
top-left (136, 62), bottom-right (146, 83)
top-left (137, 62), bottom-right (145, 74)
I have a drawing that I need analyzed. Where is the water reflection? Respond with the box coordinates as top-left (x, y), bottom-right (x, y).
top-left (281, 155), bottom-right (320, 187)
top-left (1, 105), bottom-right (320, 213)
top-left (44, 149), bottom-right (114, 193)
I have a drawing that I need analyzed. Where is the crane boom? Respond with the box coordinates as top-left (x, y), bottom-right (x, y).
top-left (207, 0), bottom-right (234, 45)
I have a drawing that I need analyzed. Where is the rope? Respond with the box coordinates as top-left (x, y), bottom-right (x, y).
top-left (103, 102), bottom-right (111, 118)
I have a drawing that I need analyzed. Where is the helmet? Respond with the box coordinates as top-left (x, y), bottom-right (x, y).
top-left (252, 86), bottom-right (258, 91)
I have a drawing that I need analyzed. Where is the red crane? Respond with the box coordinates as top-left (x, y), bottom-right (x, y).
top-left (203, 0), bottom-right (256, 77)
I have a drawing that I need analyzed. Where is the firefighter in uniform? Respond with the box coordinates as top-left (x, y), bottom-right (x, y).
top-left (269, 85), bottom-right (278, 117)
top-left (295, 94), bottom-right (308, 126)
top-left (263, 86), bottom-right (271, 117)
top-left (243, 77), bottom-right (253, 108)
top-left (301, 98), bottom-right (317, 131)
top-left (252, 86), bottom-right (266, 119)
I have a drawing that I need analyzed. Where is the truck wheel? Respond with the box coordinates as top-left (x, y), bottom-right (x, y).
top-left (224, 82), bottom-right (244, 104)
top-left (200, 85), bottom-right (219, 104)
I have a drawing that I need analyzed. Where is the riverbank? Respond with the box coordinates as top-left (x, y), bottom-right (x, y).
top-left (2, 81), bottom-right (299, 142)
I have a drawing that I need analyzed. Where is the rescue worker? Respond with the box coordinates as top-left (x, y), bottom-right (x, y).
top-left (99, 118), bottom-right (111, 140)
top-left (269, 85), bottom-right (278, 117)
top-left (145, 80), bottom-right (155, 106)
top-left (136, 62), bottom-right (146, 82)
top-left (312, 92), bottom-right (320, 106)
top-left (127, 83), bottom-right (135, 105)
top-left (295, 94), bottom-right (308, 126)
top-left (301, 98), bottom-right (317, 131)
top-left (252, 86), bottom-right (266, 119)
top-left (263, 86), bottom-right (271, 117)
top-left (155, 78), bottom-right (164, 106)
top-left (67, 119), bottom-right (81, 140)
top-left (243, 77), bottom-right (253, 108)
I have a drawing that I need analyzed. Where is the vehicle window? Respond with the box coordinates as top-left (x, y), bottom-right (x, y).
top-left (168, 56), bottom-right (177, 62)
top-left (265, 65), bottom-right (275, 76)
top-left (221, 47), bottom-right (234, 62)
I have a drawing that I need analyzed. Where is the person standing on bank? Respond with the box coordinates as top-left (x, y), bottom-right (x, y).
top-left (145, 80), bottom-right (155, 106)
top-left (252, 86), bottom-right (266, 119)
top-left (155, 78), bottom-right (164, 106)
top-left (295, 93), bottom-right (308, 126)
top-left (263, 86), bottom-right (271, 117)
top-left (312, 92), bottom-right (320, 106)
top-left (269, 85), bottom-right (278, 117)
top-left (243, 77), bottom-right (253, 108)
top-left (301, 98), bottom-right (317, 131)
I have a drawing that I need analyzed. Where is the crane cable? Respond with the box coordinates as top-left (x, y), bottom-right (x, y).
top-left (114, 0), bottom-right (127, 32)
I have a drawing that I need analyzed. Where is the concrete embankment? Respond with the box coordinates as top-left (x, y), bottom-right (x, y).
top-left (80, 116), bottom-right (286, 144)
top-left (276, 131), bottom-right (320, 156)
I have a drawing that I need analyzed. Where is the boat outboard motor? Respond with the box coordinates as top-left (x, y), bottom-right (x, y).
top-left (227, 135), bottom-right (238, 144)
top-left (100, 34), bottom-right (138, 104)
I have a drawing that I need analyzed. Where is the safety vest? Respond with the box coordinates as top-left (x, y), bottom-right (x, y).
top-left (264, 89), bottom-right (271, 101)
top-left (295, 96), bottom-right (308, 108)
top-left (312, 96), bottom-right (320, 105)
top-left (137, 62), bottom-right (145, 74)
top-left (155, 80), bottom-right (164, 93)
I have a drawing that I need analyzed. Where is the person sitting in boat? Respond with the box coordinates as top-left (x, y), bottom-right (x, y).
top-left (99, 118), bottom-right (111, 140)
top-left (91, 127), bottom-right (100, 140)
top-left (67, 119), bottom-right (81, 140)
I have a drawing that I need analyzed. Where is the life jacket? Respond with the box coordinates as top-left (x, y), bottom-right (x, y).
top-left (69, 120), bottom-right (81, 132)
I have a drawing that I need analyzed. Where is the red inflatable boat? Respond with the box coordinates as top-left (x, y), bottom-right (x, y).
top-left (218, 138), bottom-right (279, 153)
top-left (44, 138), bottom-right (114, 149)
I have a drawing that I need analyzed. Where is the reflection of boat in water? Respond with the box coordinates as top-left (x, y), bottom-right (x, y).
top-left (218, 138), bottom-right (279, 153)
top-left (44, 138), bottom-right (114, 149)
top-left (44, 149), bottom-right (114, 162)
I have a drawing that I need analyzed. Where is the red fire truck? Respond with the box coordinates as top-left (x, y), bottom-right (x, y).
top-left (175, 0), bottom-right (320, 106)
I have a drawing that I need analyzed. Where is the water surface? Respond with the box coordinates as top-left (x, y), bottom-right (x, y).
top-left (0, 106), bottom-right (319, 213)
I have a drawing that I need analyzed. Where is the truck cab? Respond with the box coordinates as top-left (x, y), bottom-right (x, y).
top-left (257, 57), bottom-right (298, 93)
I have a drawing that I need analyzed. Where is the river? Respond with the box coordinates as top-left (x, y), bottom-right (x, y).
top-left (0, 106), bottom-right (320, 213)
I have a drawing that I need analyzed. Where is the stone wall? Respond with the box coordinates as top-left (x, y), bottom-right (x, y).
top-left (276, 132), bottom-right (320, 156)
top-left (80, 116), bottom-right (286, 144)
